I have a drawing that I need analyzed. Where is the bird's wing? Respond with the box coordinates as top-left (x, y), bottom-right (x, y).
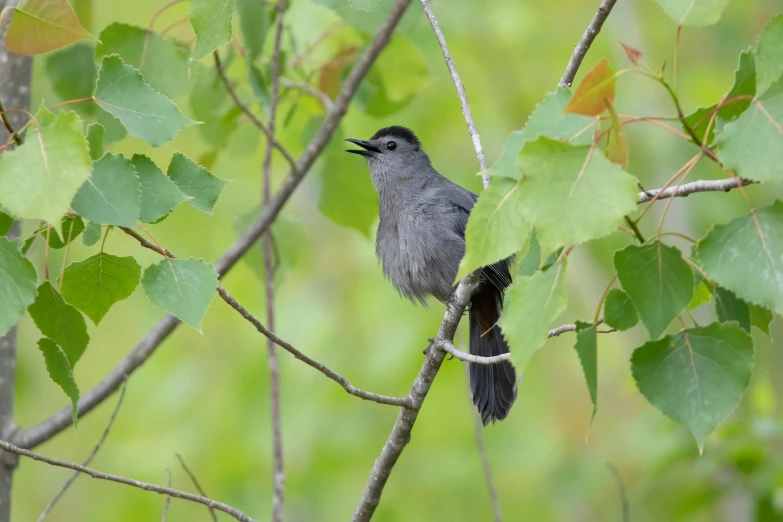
top-left (437, 180), bottom-right (513, 290)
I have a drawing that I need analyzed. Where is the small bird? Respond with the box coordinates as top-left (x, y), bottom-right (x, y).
top-left (345, 126), bottom-right (517, 425)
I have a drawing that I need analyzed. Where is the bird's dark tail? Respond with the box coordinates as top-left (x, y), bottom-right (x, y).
top-left (468, 286), bottom-right (517, 425)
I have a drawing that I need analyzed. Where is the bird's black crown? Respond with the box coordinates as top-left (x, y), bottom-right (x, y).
top-left (371, 126), bottom-right (421, 150)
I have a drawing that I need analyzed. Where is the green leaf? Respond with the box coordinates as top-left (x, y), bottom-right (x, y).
top-left (373, 36), bottom-right (431, 106)
top-left (573, 321), bottom-right (598, 422)
top-left (651, 0), bottom-right (729, 26)
top-left (94, 55), bottom-right (197, 147)
top-left (564, 59), bottom-right (616, 116)
top-left (189, 0), bottom-right (236, 62)
top-left (749, 304), bottom-right (773, 335)
top-left (48, 215), bottom-right (85, 248)
top-left (95, 23), bottom-right (190, 99)
top-left (457, 177), bottom-right (527, 280)
top-left (45, 43), bottom-right (97, 116)
top-left (189, 64), bottom-right (240, 147)
top-left (516, 228), bottom-right (540, 277)
top-left (141, 258), bottom-right (218, 330)
top-left (631, 322), bottom-right (753, 452)
top-left (5, 0), bottom-right (93, 55)
top-left (236, 0), bottom-right (269, 60)
top-left (0, 238), bottom-right (38, 336)
top-left (28, 281), bottom-right (89, 366)
top-left (86, 123), bottom-right (104, 160)
top-left (132, 155), bottom-right (188, 223)
top-left (715, 286), bottom-right (751, 332)
top-left (688, 280), bottom-right (713, 310)
top-left (695, 203), bottom-right (783, 316)
top-left (166, 153), bottom-right (229, 214)
top-left (494, 91), bottom-right (596, 179)
top-left (715, 92), bottom-right (783, 183)
top-left (517, 137), bottom-right (638, 253)
top-left (499, 260), bottom-right (568, 370)
top-left (37, 338), bottom-right (80, 427)
top-left (71, 153), bottom-right (140, 226)
top-left (83, 221), bottom-right (102, 246)
top-left (756, 14), bottom-right (783, 98)
top-left (614, 241), bottom-right (693, 338)
top-left (0, 108), bottom-right (91, 224)
top-left (0, 212), bottom-right (12, 236)
top-left (603, 288), bottom-right (639, 331)
top-left (319, 154), bottom-right (378, 237)
top-left (61, 253), bottom-right (141, 324)
top-left (685, 49), bottom-right (756, 144)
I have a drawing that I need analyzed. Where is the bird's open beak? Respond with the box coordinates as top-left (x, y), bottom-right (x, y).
top-left (344, 138), bottom-right (380, 157)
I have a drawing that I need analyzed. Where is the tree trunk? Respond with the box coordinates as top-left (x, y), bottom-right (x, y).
top-left (0, 1), bottom-right (32, 519)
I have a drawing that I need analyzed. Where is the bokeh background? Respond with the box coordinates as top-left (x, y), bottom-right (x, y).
top-left (9, 0), bottom-right (783, 520)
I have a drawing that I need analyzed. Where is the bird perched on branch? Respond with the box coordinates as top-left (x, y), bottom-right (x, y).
top-left (345, 126), bottom-right (517, 425)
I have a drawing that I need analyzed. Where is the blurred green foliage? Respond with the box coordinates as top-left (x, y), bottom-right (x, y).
top-left (8, 0), bottom-right (783, 521)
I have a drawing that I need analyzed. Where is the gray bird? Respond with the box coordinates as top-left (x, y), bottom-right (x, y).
top-left (345, 126), bottom-right (517, 425)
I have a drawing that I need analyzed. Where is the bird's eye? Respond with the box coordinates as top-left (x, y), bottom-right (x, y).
top-left (386, 141), bottom-right (397, 151)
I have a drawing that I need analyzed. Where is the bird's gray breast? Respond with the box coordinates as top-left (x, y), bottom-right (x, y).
top-left (375, 196), bottom-right (465, 305)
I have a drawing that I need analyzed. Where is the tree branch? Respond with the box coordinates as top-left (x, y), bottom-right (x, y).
top-left (559, 0), bottom-right (619, 87)
top-left (13, 0), bottom-right (413, 451)
top-left (438, 321), bottom-right (606, 364)
top-left (280, 79), bottom-right (334, 111)
top-left (37, 378), bottom-right (128, 522)
top-left (637, 177), bottom-right (755, 203)
top-left (175, 454), bottom-right (218, 522)
top-left (217, 287), bottom-right (413, 408)
top-left (0, 439), bottom-right (255, 522)
top-left (264, 4), bottom-right (286, 521)
top-left (418, 0), bottom-right (488, 186)
top-left (213, 51), bottom-right (297, 173)
top-left (353, 4), bottom-right (620, 515)
top-left (351, 271), bottom-right (482, 522)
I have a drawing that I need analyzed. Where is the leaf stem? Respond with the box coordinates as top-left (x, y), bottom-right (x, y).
top-left (0, 100), bottom-right (23, 146)
top-left (594, 274), bottom-right (618, 324)
top-left (623, 216), bottom-right (645, 243)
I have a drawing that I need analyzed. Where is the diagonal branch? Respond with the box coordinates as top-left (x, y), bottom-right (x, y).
top-left (559, 0), bottom-right (619, 87)
top-left (0, 439), bottom-right (255, 522)
top-left (122, 226), bottom-right (413, 408)
top-left (13, 0), bottom-right (414, 451)
top-left (418, 0), bottom-right (488, 186)
top-left (217, 287), bottom-right (413, 408)
top-left (353, 2), bottom-right (621, 518)
top-left (37, 378), bottom-right (128, 522)
top-left (213, 51), bottom-right (297, 173)
top-left (175, 454), bottom-right (218, 522)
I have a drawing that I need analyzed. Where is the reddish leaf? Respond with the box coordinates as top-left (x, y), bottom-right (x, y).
top-left (318, 46), bottom-right (357, 100)
top-left (606, 101), bottom-right (629, 169)
top-left (5, 0), bottom-right (93, 56)
top-left (621, 42), bottom-right (644, 65)
top-left (564, 59), bottom-right (616, 116)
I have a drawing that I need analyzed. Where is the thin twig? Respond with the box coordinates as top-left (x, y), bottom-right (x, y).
top-left (418, 0), bottom-right (488, 185)
top-left (175, 454), bottom-right (218, 522)
top-left (460, 343), bottom-right (502, 522)
top-left (438, 320), bottom-right (606, 365)
top-left (0, 100), bottom-right (22, 145)
top-left (161, 468), bottom-right (172, 522)
top-left (280, 79), bottom-right (334, 111)
top-left (265, 3), bottom-right (286, 521)
top-left (218, 286), bottom-right (413, 408)
top-left (559, 0), bottom-right (619, 87)
top-left (607, 463), bottom-right (629, 522)
top-left (637, 177), bottom-right (753, 203)
top-left (213, 51), bottom-right (297, 173)
top-left (13, 0), bottom-right (412, 451)
top-left (37, 378), bottom-right (128, 522)
top-left (0, 439), bottom-right (256, 522)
